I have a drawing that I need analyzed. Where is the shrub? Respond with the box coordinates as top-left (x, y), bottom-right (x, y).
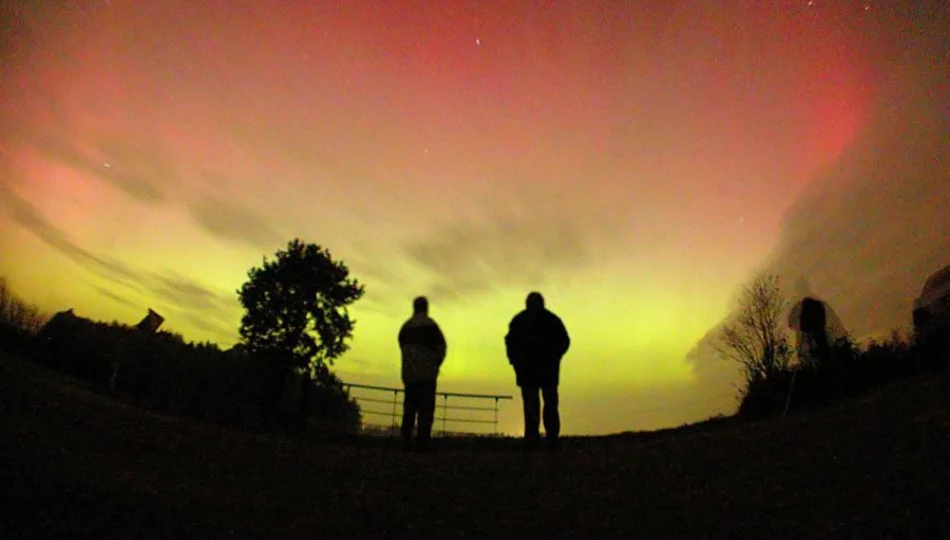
top-left (738, 331), bottom-right (946, 419)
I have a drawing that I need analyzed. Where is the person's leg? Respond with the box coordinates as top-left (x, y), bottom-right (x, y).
top-left (401, 383), bottom-right (418, 444)
top-left (521, 386), bottom-right (541, 443)
top-left (416, 380), bottom-right (437, 450)
top-left (541, 385), bottom-right (560, 447)
top-left (815, 333), bottom-right (831, 366)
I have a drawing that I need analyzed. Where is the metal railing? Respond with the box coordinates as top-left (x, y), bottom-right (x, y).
top-left (342, 382), bottom-right (513, 437)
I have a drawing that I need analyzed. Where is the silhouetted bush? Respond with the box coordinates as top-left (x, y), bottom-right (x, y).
top-left (738, 332), bottom-right (946, 419)
top-left (27, 309), bottom-right (361, 437)
top-left (737, 370), bottom-right (796, 420)
top-left (280, 368), bottom-right (362, 438)
top-left (915, 330), bottom-right (949, 373)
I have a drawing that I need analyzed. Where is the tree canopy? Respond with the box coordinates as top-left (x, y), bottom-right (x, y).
top-left (715, 274), bottom-right (792, 387)
top-left (237, 239), bottom-right (364, 379)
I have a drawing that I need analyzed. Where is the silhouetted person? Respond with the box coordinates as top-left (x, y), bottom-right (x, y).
top-left (505, 292), bottom-right (570, 450)
top-left (398, 296), bottom-right (446, 452)
top-left (799, 297), bottom-right (831, 369)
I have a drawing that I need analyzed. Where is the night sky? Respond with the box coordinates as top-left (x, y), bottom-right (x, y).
top-left (2, 1), bottom-right (947, 435)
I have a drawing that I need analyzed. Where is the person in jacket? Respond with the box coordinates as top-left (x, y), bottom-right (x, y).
top-left (505, 292), bottom-right (570, 450)
top-left (398, 296), bottom-right (447, 451)
top-left (789, 296), bottom-right (834, 369)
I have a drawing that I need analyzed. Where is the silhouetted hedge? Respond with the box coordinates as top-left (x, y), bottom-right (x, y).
top-left (27, 309), bottom-right (361, 437)
top-left (739, 335), bottom-right (947, 419)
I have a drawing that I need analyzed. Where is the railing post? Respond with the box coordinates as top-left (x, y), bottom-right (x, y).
top-left (341, 382), bottom-right (512, 437)
top-left (442, 394), bottom-right (448, 437)
top-left (391, 389), bottom-right (398, 438)
top-left (493, 397), bottom-right (499, 436)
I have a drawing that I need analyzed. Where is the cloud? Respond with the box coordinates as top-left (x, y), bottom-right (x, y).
top-left (186, 192), bottom-right (284, 250)
top-left (137, 279), bottom-right (239, 346)
top-left (9, 100), bottom-right (280, 250)
top-left (177, 311), bottom-right (239, 345)
top-left (0, 185), bottom-right (145, 289)
top-left (4, 115), bottom-right (170, 205)
top-left (93, 136), bottom-right (176, 204)
top-left (151, 271), bottom-right (235, 314)
top-left (758, 12), bottom-right (950, 339)
top-left (92, 285), bottom-right (144, 312)
top-left (132, 274), bottom-right (238, 344)
top-left (4, 95), bottom-right (286, 260)
top-left (403, 213), bottom-right (597, 302)
top-left (685, 7), bottom-right (950, 384)
top-left (0, 186), bottom-right (240, 340)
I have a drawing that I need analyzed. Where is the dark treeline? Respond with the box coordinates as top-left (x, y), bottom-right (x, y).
top-left (739, 332), bottom-right (946, 419)
top-left (734, 265), bottom-right (949, 419)
top-left (1, 256), bottom-right (947, 439)
top-left (23, 308), bottom-right (360, 438)
top-left (0, 239), bottom-right (366, 440)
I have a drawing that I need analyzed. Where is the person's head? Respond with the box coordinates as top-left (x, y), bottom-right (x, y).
top-left (525, 291), bottom-right (545, 310)
top-left (793, 276), bottom-right (813, 298)
top-left (413, 296), bottom-right (429, 315)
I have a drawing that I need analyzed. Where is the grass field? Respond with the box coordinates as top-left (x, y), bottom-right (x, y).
top-left (2, 354), bottom-right (948, 539)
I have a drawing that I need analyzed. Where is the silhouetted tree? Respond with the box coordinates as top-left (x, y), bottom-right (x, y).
top-left (0, 277), bottom-right (46, 354)
top-left (237, 239), bottom-right (364, 427)
top-left (715, 274), bottom-right (792, 388)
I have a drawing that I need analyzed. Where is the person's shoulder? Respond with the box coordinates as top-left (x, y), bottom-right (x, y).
top-left (545, 310), bottom-right (568, 329)
top-left (509, 310), bottom-right (529, 324)
top-left (399, 316), bottom-right (421, 332)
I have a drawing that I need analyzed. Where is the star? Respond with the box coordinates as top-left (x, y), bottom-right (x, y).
top-left (475, 38), bottom-right (481, 47)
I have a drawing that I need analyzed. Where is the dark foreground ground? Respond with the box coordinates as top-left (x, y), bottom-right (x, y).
top-left (2, 356), bottom-right (948, 539)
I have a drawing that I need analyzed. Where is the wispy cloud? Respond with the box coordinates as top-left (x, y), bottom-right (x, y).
top-left (178, 311), bottom-right (239, 345)
top-left (0, 185), bottom-right (144, 288)
top-left (93, 136), bottom-right (177, 204)
top-left (404, 212), bottom-right (599, 302)
top-left (91, 285), bottom-right (144, 312)
top-left (6, 117), bottom-right (171, 205)
top-left (760, 20), bottom-right (950, 339)
top-left (686, 15), bottom-right (950, 384)
top-left (1, 186), bottom-right (240, 340)
top-left (186, 192), bottom-right (284, 250)
top-left (151, 271), bottom-right (235, 314)
top-left (15, 107), bottom-right (284, 249)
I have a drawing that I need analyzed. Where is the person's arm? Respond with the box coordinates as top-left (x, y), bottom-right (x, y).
top-left (505, 318), bottom-right (520, 365)
top-left (398, 323), bottom-right (408, 348)
top-left (433, 324), bottom-right (447, 366)
top-left (434, 324), bottom-right (446, 349)
top-left (557, 317), bottom-right (570, 357)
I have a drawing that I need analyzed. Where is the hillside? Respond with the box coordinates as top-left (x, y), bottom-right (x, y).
top-left (1, 355), bottom-right (948, 539)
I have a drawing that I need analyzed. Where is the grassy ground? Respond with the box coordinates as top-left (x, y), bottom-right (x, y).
top-left (2, 355), bottom-right (948, 539)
